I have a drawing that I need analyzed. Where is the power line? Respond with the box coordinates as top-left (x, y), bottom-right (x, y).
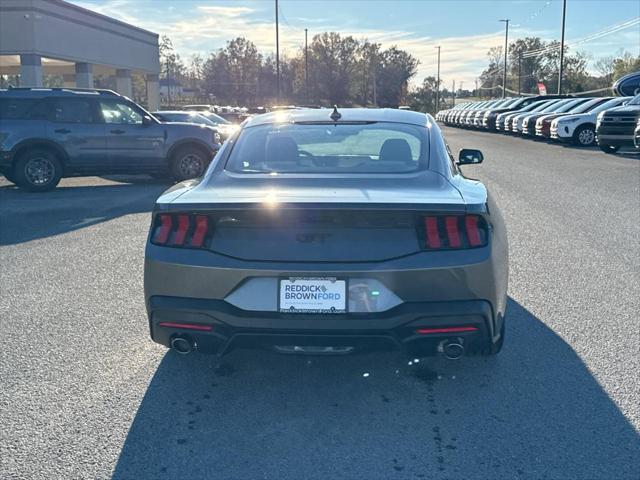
top-left (521, 16), bottom-right (640, 58)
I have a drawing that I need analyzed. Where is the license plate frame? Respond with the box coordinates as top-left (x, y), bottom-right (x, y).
top-left (278, 277), bottom-right (347, 314)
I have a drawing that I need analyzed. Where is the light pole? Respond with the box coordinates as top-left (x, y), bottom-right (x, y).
top-left (558, 0), bottom-right (567, 94)
top-left (499, 19), bottom-right (510, 98)
top-left (435, 46), bottom-right (441, 112)
top-left (275, 0), bottom-right (280, 102)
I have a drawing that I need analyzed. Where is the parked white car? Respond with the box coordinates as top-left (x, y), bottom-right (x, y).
top-left (550, 97), bottom-right (632, 146)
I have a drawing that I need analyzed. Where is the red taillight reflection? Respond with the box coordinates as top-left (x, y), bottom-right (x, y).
top-left (173, 214), bottom-right (190, 246)
top-left (154, 214), bottom-right (172, 244)
top-left (416, 326), bottom-right (478, 334)
top-left (425, 217), bottom-right (441, 248)
top-left (465, 215), bottom-right (481, 247)
top-left (158, 322), bottom-right (213, 331)
top-left (190, 215), bottom-right (209, 247)
top-left (445, 216), bottom-right (461, 248)
top-left (422, 214), bottom-right (487, 250)
top-left (151, 213), bottom-right (211, 249)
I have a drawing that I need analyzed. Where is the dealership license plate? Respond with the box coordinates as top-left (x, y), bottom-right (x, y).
top-left (279, 278), bottom-right (346, 313)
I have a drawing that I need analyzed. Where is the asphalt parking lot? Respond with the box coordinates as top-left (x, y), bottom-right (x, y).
top-left (1, 130), bottom-right (639, 480)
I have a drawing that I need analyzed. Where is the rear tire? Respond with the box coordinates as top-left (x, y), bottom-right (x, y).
top-left (170, 145), bottom-right (210, 182)
top-left (14, 149), bottom-right (62, 192)
top-left (599, 145), bottom-right (620, 154)
top-left (573, 126), bottom-right (596, 147)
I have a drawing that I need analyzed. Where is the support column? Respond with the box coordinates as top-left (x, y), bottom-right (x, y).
top-left (62, 74), bottom-right (76, 88)
top-left (115, 69), bottom-right (132, 98)
top-left (146, 73), bottom-right (160, 111)
top-left (19, 54), bottom-right (43, 87)
top-left (75, 62), bottom-right (93, 88)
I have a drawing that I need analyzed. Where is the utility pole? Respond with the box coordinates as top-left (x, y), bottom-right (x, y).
top-left (499, 19), bottom-right (510, 98)
top-left (275, 0), bottom-right (280, 102)
top-left (558, 0), bottom-right (567, 94)
top-left (435, 46), bottom-right (441, 112)
top-left (518, 54), bottom-right (522, 95)
top-left (475, 78), bottom-right (479, 98)
top-left (304, 28), bottom-right (309, 103)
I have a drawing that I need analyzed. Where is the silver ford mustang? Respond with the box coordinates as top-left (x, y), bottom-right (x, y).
top-left (144, 108), bottom-right (508, 360)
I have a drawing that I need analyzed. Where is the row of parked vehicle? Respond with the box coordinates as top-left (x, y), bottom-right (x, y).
top-left (436, 93), bottom-right (640, 154)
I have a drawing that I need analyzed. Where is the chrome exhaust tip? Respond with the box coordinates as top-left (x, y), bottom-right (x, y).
top-left (439, 339), bottom-right (465, 360)
top-left (171, 337), bottom-right (193, 355)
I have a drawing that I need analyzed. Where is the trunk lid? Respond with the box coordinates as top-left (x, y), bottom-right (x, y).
top-left (164, 171), bottom-right (466, 262)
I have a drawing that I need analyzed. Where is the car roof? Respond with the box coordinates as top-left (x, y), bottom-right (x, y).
top-left (244, 107), bottom-right (430, 127)
top-left (0, 87), bottom-right (120, 98)
top-left (155, 110), bottom-right (201, 114)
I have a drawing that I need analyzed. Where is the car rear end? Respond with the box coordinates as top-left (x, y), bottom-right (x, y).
top-left (144, 111), bottom-right (508, 359)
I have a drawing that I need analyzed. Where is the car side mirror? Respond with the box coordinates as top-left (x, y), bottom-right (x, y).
top-left (457, 148), bottom-right (484, 165)
top-left (142, 115), bottom-right (153, 126)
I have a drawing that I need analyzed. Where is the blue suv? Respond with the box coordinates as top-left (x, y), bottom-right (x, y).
top-left (0, 88), bottom-right (221, 191)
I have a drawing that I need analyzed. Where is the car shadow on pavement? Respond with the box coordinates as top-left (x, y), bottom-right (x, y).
top-left (112, 299), bottom-right (639, 480)
top-left (0, 176), bottom-right (169, 246)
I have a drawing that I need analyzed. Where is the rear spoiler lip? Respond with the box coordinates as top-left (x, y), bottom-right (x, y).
top-left (155, 202), bottom-right (487, 215)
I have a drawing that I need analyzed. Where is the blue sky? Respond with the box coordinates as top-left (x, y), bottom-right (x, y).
top-left (73, 0), bottom-right (640, 87)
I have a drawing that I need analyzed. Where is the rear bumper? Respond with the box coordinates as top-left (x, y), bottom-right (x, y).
top-left (148, 296), bottom-right (498, 357)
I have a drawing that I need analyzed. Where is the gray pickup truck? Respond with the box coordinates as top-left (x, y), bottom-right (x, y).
top-left (0, 87), bottom-right (221, 191)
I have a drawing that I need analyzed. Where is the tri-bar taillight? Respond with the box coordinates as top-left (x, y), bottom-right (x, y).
top-left (151, 213), bottom-right (211, 248)
top-left (422, 215), bottom-right (488, 250)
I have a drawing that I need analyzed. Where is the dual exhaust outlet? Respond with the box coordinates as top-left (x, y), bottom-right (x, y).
top-left (439, 338), bottom-right (465, 360)
top-left (170, 336), bottom-right (466, 359)
top-left (170, 336), bottom-right (194, 355)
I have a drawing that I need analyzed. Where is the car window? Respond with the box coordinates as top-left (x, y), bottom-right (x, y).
top-left (591, 98), bottom-right (625, 113)
top-left (569, 98), bottom-right (606, 114)
top-left (627, 94), bottom-right (640, 105)
top-left (100, 100), bottom-right (143, 124)
top-left (51, 98), bottom-right (96, 123)
top-left (0, 98), bottom-right (36, 120)
top-left (555, 100), bottom-right (587, 113)
top-left (225, 122), bottom-right (428, 174)
top-left (180, 114), bottom-right (215, 126)
top-left (200, 112), bottom-right (231, 124)
top-left (541, 100), bottom-right (569, 112)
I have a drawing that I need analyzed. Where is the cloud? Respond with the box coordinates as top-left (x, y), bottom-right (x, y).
top-left (196, 6), bottom-right (255, 17)
top-left (70, 0), bottom-right (640, 90)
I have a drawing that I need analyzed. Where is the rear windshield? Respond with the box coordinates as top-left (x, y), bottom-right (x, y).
top-left (160, 112), bottom-right (215, 126)
top-left (225, 122), bottom-right (428, 174)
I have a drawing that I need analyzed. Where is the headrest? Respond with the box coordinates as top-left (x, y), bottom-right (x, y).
top-left (379, 138), bottom-right (413, 164)
top-left (265, 136), bottom-right (299, 164)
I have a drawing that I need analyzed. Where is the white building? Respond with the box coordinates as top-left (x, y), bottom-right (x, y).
top-left (0, 0), bottom-right (161, 109)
